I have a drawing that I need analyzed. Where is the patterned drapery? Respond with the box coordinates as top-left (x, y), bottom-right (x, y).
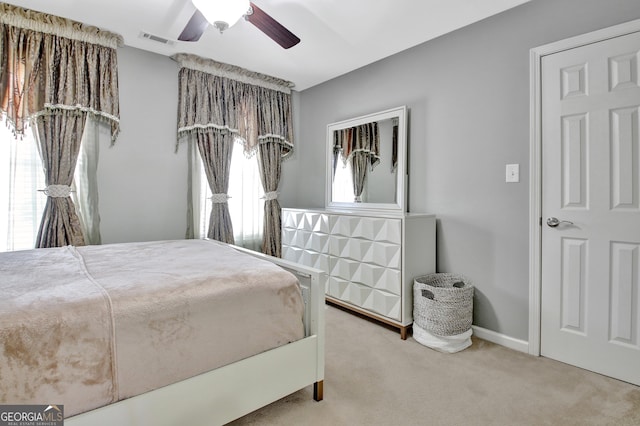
top-left (0, 3), bottom-right (122, 140)
top-left (33, 111), bottom-right (87, 247)
top-left (333, 122), bottom-right (381, 169)
top-left (0, 3), bottom-right (122, 248)
top-left (175, 54), bottom-right (294, 256)
top-left (257, 140), bottom-right (283, 257)
top-left (174, 53), bottom-right (294, 157)
top-left (391, 117), bottom-right (399, 172)
top-left (333, 122), bottom-right (380, 200)
top-left (196, 130), bottom-right (235, 244)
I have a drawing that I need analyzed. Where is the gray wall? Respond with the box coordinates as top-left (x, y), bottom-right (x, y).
top-left (284, 0), bottom-right (640, 340)
top-left (98, 47), bottom-right (187, 244)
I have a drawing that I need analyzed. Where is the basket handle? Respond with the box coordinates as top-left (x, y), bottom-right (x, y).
top-left (421, 289), bottom-right (434, 300)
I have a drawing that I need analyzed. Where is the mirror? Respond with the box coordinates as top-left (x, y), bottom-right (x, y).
top-left (326, 105), bottom-right (407, 212)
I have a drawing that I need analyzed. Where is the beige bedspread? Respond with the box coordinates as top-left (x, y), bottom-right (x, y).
top-left (0, 239), bottom-right (304, 416)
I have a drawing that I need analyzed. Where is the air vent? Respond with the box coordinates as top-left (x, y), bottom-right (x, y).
top-left (139, 32), bottom-right (175, 46)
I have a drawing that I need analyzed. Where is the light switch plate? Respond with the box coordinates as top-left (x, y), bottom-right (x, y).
top-left (506, 164), bottom-right (519, 183)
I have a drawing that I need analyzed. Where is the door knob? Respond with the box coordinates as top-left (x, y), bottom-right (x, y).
top-left (546, 217), bottom-right (574, 228)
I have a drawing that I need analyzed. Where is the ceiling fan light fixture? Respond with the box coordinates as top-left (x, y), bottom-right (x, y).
top-left (191, 0), bottom-right (250, 33)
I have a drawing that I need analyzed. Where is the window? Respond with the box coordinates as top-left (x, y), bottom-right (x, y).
top-left (199, 142), bottom-right (264, 251)
top-left (0, 117), bottom-right (104, 251)
top-left (0, 122), bottom-right (47, 252)
top-left (332, 159), bottom-right (353, 203)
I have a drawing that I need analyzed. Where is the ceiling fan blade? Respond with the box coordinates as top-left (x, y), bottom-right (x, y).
top-left (178, 9), bottom-right (208, 42)
top-left (246, 2), bottom-right (300, 49)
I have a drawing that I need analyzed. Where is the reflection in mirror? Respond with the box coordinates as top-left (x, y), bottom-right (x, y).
top-left (331, 118), bottom-right (399, 204)
top-left (326, 106), bottom-right (407, 212)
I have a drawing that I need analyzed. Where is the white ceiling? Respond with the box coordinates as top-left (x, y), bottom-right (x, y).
top-left (4, 0), bottom-right (530, 90)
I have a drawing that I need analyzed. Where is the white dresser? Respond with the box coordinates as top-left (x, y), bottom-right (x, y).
top-left (282, 208), bottom-right (435, 339)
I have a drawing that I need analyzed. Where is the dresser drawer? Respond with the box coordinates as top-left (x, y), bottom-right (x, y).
top-left (282, 246), bottom-right (330, 272)
top-left (330, 215), bottom-right (401, 245)
top-left (330, 257), bottom-right (401, 295)
top-left (330, 235), bottom-right (401, 269)
top-left (327, 276), bottom-right (349, 300)
top-left (328, 279), bottom-right (401, 322)
top-left (362, 288), bottom-right (401, 321)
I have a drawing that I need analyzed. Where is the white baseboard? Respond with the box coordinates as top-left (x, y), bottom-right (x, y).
top-left (472, 325), bottom-right (529, 354)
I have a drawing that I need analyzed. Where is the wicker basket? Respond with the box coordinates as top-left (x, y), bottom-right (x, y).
top-left (413, 273), bottom-right (474, 336)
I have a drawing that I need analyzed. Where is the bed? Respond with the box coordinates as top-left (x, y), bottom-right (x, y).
top-left (0, 239), bottom-right (325, 425)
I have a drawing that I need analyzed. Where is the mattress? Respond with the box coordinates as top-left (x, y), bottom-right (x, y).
top-left (0, 239), bottom-right (304, 416)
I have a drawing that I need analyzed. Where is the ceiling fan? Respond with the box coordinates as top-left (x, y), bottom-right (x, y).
top-left (178, 0), bottom-right (300, 49)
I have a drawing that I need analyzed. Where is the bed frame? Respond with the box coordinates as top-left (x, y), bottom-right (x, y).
top-left (66, 245), bottom-right (326, 426)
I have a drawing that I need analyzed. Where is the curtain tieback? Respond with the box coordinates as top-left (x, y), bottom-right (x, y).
top-left (262, 191), bottom-right (278, 201)
top-left (354, 195), bottom-right (362, 202)
top-left (210, 193), bottom-right (230, 203)
top-left (41, 185), bottom-right (72, 198)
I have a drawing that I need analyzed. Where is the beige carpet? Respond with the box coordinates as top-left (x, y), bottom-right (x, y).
top-left (230, 305), bottom-right (640, 426)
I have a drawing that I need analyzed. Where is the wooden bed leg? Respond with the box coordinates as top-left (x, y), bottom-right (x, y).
top-left (400, 326), bottom-right (408, 340)
top-left (313, 380), bottom-right (324, 401)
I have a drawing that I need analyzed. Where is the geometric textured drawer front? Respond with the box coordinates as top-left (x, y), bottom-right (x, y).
top-left (330, 258), bottom-right (401, 295)
top-left (283, 210), bottom-right (329, 234)
top-left (327, 276), bottom-right (350, 299)
top-left (282, 210), bottom-right (330, 272)
top-left (363, 288), bottom-right (401, 321)
top-left (330, 236), bottom-right (401, 269)
top-left (282, 246), bottom-right (330, 272)
top-left (284, 229), bottom-right (329, 252)
top-left (329, 257), bottom-right (360, 281)
top-left (281, 245), bottom-right (301, 264)
top-left (328, 277), bottom-right (401, 321)
top-left (300, 250), bottom-right (330, 272)
top-left (282, 210), bottom-right (304, 229)
top-left (331, 215), bottom-right (401, 245)
top-left (305, 232), bottom-right (329, 252)
top-left (304, 212), bottom-right (330, 234)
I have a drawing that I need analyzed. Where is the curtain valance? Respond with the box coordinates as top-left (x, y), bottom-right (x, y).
top-left (173, 53), bottom-right (294, 158)
top-left (0, 3), bottom-right (123, 142)
top-left (333, 122), bottom-right (381, 170)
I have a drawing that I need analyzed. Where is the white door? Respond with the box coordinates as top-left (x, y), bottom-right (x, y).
top-left (541, 30), bottom-right (640, 385)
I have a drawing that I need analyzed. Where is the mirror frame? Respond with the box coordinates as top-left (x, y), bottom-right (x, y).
top-left (325, 105), bottom-right (407, 213)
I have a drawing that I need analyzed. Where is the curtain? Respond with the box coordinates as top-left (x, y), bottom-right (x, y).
top-left (72, 115), bottom-right (105, 245)
top-left (391, 117), bottom-right (399, 172)
top-left (33, 111), bottom-right (86, 247)
top-left (196, 129), bottom-right (235, 244)
top-left (257, 141), bottom-right (283, 256)
top-left (185, 138), bottom-right (202, 240)
top-left (334, 122), bottom-right (380, 202)
top-left (0, 4), bottom-right (122, 248)
top-left (334, 123), bottom-right (380, 166)
top-left (175, 54), bottom-right (294, 256)
top-left (350, 152), bottom-right (369, 202)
